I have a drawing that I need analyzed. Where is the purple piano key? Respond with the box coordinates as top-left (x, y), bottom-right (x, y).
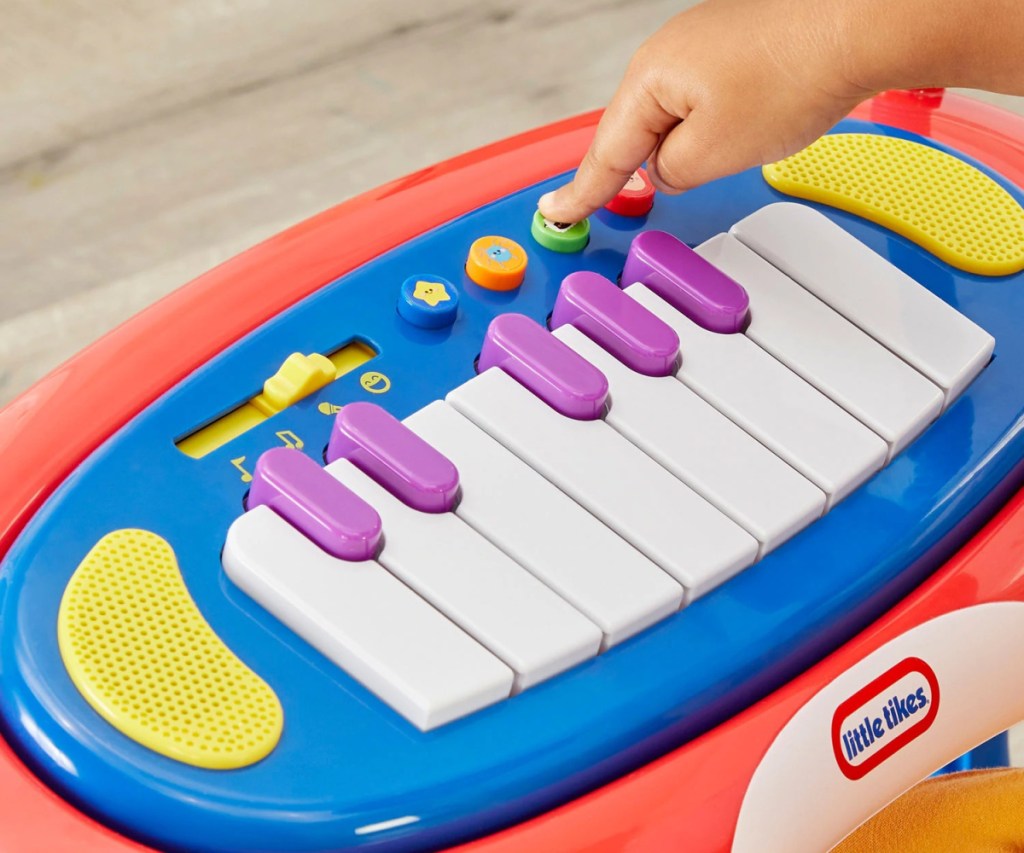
top-left (622, 230), bottom-right (750, 333)
top-left (477, 313), bottom-right (609, 420)
top-left (551, 270), bottom-right (680, 377)
top-left (249, 447), bottom-right (382, 561)
top-left (328, 402), bottom-right (460, 513)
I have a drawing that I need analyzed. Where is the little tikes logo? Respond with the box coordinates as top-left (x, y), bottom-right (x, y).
top-left (831, 657), bottom-right (940, 780)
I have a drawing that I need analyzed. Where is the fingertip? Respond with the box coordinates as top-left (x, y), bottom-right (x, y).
top-left (537, 191), bottom-right (558, 217)
top-left (537, 186), bottom-right (586, 224)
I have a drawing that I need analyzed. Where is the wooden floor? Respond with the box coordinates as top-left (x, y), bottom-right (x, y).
top-left (1, 0), bottom-right (1022, 406)
top-left (0, 0), bottom-right (685, 403)
top-left (2, 0), bottom-right (1024, 766)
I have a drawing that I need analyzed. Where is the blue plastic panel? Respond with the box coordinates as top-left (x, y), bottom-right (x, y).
top-left (1, 120), bottom-right (1023, 852)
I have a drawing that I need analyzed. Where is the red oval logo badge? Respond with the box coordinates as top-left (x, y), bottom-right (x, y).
top-left (831, 657), bottom-right (940, 780)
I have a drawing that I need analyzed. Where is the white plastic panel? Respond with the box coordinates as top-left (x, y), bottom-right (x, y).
top-left (554, 325), bottom-right (825, 555)
top-left (327, 459), bottom-right (602, 691)
top-left (223, 507), bottom-right (514, 731)
top-left (696, 233), bottom-right (944, 457)
top-left (447, 369), bottom-right (759, 600)
top-left (731, 202), bottom-right (995, 406)
top-left (733, 603), bottom-right (1024, 853)
top-left (405, 401), bottom-right (683, 648)
top-left (627, 284), bottom-right (888, 506)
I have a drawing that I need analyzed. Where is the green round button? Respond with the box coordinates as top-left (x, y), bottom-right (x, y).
top-left (530, 210), bottom-right (590, 253)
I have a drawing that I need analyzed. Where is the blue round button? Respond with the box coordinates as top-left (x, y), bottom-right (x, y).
top-left (397, 274), bottom-right (459, 329)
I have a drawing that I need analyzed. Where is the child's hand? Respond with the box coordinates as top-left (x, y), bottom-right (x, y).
top-left (539, 0), bottom-right (869, 224)
top-left (539, 0), bottom-right (1024, 224)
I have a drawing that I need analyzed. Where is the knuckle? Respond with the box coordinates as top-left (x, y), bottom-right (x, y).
top-left (628, 38), bottom-right (663, 83)
top-left (580, 147), bottom-right (610, 176)
top-left (581, 145), bottom-right (634, 185)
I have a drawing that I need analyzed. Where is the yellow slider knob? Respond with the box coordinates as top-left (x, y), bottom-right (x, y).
top-left (259, 352), bottom-right (337, 414)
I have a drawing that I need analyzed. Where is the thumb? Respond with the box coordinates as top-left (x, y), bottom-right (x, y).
top-left (647, 107), bottom-right (763, 194)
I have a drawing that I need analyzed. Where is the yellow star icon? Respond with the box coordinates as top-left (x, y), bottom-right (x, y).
top-left (413, 279), bottom-right (451, 307)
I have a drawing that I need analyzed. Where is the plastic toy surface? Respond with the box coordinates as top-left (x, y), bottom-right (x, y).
top-left (0, 89), bottom-right (1022, 853)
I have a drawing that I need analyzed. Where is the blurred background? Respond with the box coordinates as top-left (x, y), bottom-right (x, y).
top-left (0, 0), bottom-right (1022, 411)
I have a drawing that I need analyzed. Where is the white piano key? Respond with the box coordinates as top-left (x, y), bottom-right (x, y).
top-left (627, 284), bottom-right (888, 506)
top-left (696, 233), bottom-right (944, 457)
top-left (405, 400), bottom-right (683, 648)
top-left (223, 507), bottom-right (513, 731)
top-left (326, 459), bottom-right (602, 691)
top-left (731, 202), bottom-right (995, 406)
top-left (554, 325), bottom-right (826, 555)
top-left (448, 369), bottom-right (759, 600)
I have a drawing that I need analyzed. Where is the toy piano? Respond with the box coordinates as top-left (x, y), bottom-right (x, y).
top-left (1, 88), bottom-right (1024, 853)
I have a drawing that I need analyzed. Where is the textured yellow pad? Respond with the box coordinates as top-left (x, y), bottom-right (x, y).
top-left (58, 530), bottom-right (283, 769)
top-left (763, 133), bottom-right (1024, 277)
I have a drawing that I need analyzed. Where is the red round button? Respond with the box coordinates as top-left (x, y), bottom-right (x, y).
top-left (605, 168), bottom-right (655, 217)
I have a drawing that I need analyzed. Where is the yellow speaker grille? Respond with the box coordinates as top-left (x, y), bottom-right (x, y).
top-left (57, 529), bottom-right (282, 769)
top-left (763, 133), bottom-right (1024, 277)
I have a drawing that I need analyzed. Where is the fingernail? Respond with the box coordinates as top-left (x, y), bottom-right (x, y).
top-left (538, 191), bottom-right (556, 209)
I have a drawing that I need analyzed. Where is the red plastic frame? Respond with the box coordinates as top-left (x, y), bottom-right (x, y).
top-left (0, 90), bottom-right (1021, 851)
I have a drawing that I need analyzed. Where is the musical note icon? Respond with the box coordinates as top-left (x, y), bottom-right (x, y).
top-left (275, 431), bottom-right (304, 450)
top-left (230, 457), bottom-right (253, 483)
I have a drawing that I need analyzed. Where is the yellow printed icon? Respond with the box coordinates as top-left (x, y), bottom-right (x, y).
top-left (360, 371), bottom-right (391, 395)
top-left (276, 430), bottom-right (304, 450)
top-left (413, 279), bottom-right (452, 307)
top-left (318, 402), bottom-right (343, 416)
top-left (231, 456), bottom-right (253, 483)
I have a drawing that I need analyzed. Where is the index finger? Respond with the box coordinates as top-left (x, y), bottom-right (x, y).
top-left (538, 77), bottom-right (682, 223)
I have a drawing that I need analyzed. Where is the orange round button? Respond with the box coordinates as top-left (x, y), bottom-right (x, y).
top-left (466, 236), bottom-right (528, 291)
